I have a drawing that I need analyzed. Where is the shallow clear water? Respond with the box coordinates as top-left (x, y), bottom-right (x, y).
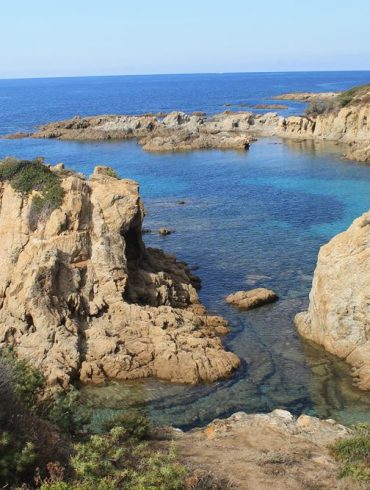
top-left (1, 72), bottom-right (370, 428)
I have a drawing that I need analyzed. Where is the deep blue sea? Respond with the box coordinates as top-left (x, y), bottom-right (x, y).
top-left (1, 71), bottom-right (370, 428)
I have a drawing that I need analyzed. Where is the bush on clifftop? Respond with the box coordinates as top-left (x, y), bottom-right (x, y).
top-left (0, 157), bottom-right (64, 229)
top-left (338, 83), bottom-right (370, 107)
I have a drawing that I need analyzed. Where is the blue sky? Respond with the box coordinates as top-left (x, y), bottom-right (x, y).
top-left (1, 0), bottom-right (370, 78)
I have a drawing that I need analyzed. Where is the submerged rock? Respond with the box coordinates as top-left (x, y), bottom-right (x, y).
top-left (226, 288), bottom-right (278, 310)
top-left (158, 227), bottom-right (173, 236)
top-left (0, 163), bottom-right (239, 389)
top-left (295, 211), bottom-right (370, 390)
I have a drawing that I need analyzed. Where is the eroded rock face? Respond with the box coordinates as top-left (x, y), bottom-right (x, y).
top-left (0, 165), bottom-right (239, 389)
top-left (226, 288), bottom-right (278, 310)
top-left (295, 211), bottom-right (370, 390)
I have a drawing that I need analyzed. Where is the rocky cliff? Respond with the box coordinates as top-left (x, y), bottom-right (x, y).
top-left (274, 85), bottom-right (370, 162)
top-left (0, 162), bottom-right (239, 389)
top-left (295, 211), bottom-right (370, 390)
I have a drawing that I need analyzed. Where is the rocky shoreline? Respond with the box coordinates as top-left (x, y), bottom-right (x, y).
top-left (7, 85), bottom-right (370, 163)
top-left (0, 87), bottom-right (369, 488)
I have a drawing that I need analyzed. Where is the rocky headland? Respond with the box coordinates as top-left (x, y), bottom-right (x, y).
top-left (295, 210), bottom-right (370, 390)
top-left (0, 160), bottom-right (239, 390)
top-left (9, 83), bottom-right (370, 163)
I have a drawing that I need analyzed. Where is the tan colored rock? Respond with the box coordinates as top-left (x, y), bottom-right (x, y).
top-left (172, 409), bottom-right (349, 490)
top-left (0, 164), bottom-right (239, 389)
top-left (226, 288), bottom-right (278, 310)
top-left (273, 92), bottom-right (340, 102)
top-left (23, 111), bottom-right (252, 153)
top-left (295, 211), bottom-right (370, 390)
top-left (158, 227), bottom-right (173, 236)
top-left (7, 84), bottom-right (370, 162)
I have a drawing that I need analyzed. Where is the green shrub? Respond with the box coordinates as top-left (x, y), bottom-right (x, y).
top-left (44, 387), bottom-right (90, 435)
top-left (41, 424), bottom-right (186, 490)
top-left (1, 347), bottom-right (44, 410)
top-left (70, 426), bottom-right (185, 490)
top-left (0, 157), bottom-right (64, 229)
top-left (1, 348), bottom-right (88, 434)
top-left (305, 98), bottom-right (337, 116)
top-left (104, 167), bottom-right (119, 179)
top-left (338, 83), bottom-right (370, 107)
top-left (102, 412), bottom-right (150, 440)
top-left (330, 423), bottom-right (370, 482)
top-left (0, 431), bottom-right (37, 485)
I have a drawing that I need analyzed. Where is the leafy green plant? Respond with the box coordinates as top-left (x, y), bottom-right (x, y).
top-left (0, 157), bottom-right (64, 229)
top-left (330, 423), bottom-right (370, 482)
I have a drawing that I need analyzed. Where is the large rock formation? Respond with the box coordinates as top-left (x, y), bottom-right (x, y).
top-left (295, 211), bottom-right (370, 390)
top-left (0, 164), bottom-right (239, 389)
top-left (27, 111), bottom-right (252, 152)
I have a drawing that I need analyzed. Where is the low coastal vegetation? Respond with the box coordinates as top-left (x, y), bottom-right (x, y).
top-left (338, 83), bottom-right (370, 107)
top-left (104, 167), bottom-right (120, 178)
top-left (306, 83), bottom-right (370, 116)
top-left (0, 157), bottom-right (64, 228)
top-left (0, 349), bottom-right (226, 489)
top-left (330, 424), bottom-right (370, 484)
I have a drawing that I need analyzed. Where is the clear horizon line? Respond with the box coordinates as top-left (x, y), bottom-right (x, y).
top-left (1, 68), bottom-right (370, 82)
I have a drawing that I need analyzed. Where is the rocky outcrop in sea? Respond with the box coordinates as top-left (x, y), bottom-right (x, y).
top-left (12, 84), bottom-right (370, 163)
top-left (0, 163), bottom-right (239, 389)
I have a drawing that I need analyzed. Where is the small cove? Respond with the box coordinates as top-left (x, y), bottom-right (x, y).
top-left (1, 72), bottom-right (370, 429)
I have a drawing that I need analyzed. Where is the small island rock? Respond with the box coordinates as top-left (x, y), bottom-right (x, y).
top-left (226, 288), bottom-right (278, 310)
top-left (159, 227), bottom-right (173, 236)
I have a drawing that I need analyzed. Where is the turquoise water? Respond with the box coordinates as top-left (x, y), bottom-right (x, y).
top-left (1, 72), bottom-right (370, 428)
